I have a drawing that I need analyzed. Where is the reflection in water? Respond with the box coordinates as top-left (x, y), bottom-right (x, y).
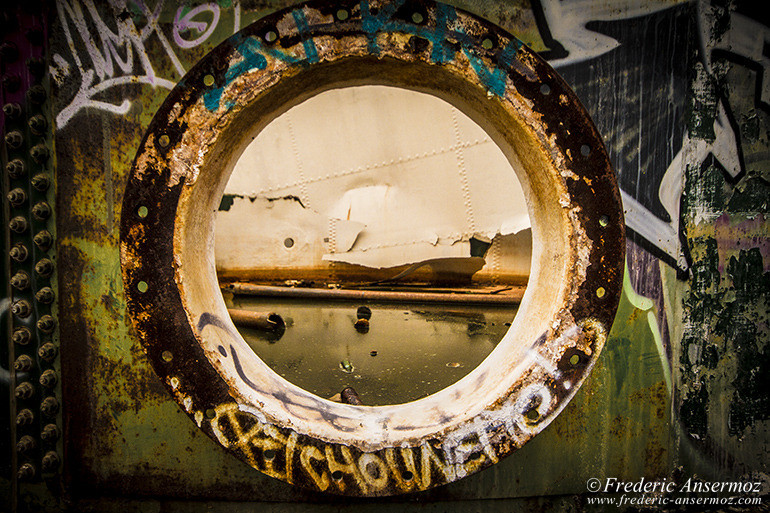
top-left (227, 296), bottom-right (517, 406)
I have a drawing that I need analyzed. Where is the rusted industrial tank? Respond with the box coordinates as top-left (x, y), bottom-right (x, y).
top-left (2, 0), bottom-right (768, 511)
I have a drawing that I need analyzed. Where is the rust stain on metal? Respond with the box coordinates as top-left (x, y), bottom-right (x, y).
top-left (119, 0), bottom-right (625, 497)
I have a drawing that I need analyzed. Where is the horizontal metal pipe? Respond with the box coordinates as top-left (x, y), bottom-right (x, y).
top-left (225, 283), bottom-right (523, 306)
top-left (227, 309), bottom-right (285, 331)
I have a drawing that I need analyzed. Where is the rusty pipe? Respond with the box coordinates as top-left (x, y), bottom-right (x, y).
top-left (227, 309), bottom-right (285, 331)
top-left (225, 283), bottom-right (523, 306)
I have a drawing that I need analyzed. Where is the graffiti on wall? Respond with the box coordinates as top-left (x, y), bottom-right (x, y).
top-left (51, 0), bottom-right (242, 128)
top-left (49, 0), bottom-right (769, 484)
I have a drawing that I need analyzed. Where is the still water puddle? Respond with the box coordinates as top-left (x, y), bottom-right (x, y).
top-left (227, 296), bottom-right (517, 405)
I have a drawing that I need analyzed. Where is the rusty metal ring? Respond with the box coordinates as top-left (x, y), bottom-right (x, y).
top-left (120, 0), bottom-right (624, 497)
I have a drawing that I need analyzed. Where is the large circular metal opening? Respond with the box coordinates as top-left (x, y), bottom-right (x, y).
top-left (216, 85), bottom-right (531, 406)
top-left (121, 0), bottom-right (624, 496)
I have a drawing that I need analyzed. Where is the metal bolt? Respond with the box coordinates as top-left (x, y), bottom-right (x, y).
top-left (35, 258), bottom-right (53, 277)
top-left (39, 370), bottom-right (57, 388)
top-left (41, 396), bottom-right (59, 417)
top-left (32, 202), bottom-right (51, 220)
top-left (25, 28), bottom-right (44, 46)
top-left (2, 74), bottom-right (21, 92)
top-left (10, 244), bottom-right (29, 262)
top-left (28, 114), bottom-right (47, 135)
top-left (12, 299), bottom-right (32, 318)
top-left (6, 158), bottom-right (25, 178)
top-left (27, 57), bottom-right (45, 79)
top-left (11, 270), bottom-right (30, 290)
top-left (12, 328), bottom-right (32, 345)
top-left (27, 84), bottom-right (46, 104)
top-left (17, 435), bottom-right (37, 454)
top-left (14, 354), bottom-right (33, 371)
top-left (17, 463), bottom-right (36, 481)
top-left (30, 144), bottom-right (49, 163)
top-left (10, 216), bottom-right (28, 233)
top-left (0, 41), bottom-right (19, 61)
top-left (35, 287), bottom-right (55, 304)
top-left (5, 130), bottom-right (23, 149)
top-left (31, 173), bottom-right (50, 191)
top-left (16, 409), bottom-right (34, 426)
top-left (7, 187), bottom-right (27, 206)
top-left (37, 316), bottom-right (56, 334)
top-left (41, 424), bottom-right (59, 442)
top-left (38, 342), bottom-right (58, 361)
top-left (3, 102), bottom-right (21, 118)
top-left (33, 230), bottom-right (52, 250)
top-left (15, 382), bottom-right (35, 400)
top-left (41, 451), bottom-right (60, 472)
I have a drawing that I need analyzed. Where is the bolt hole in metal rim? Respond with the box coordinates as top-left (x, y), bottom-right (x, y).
top-left (120, 0), bottom-right (624, 496)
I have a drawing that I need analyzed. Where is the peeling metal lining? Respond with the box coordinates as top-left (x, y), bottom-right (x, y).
top-left (120, 0), bottom-right (624, 497)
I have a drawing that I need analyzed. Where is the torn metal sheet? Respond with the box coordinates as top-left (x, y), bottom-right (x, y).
top-left (216, 85), bottom-right (531, 277)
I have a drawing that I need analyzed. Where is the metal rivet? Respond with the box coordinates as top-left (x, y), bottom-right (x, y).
top-left (336, 9), bottom-right (349, 20)
top-left (28, 114), bottom-right (47, 135)
top-left (41, 451), bottom-right (60, 472)
top-left (31, 173), bottom-right (50, 191)
top-left (580, 144), bottom-right (591, 157)
top-left (137, 205), bottom-right (148, 218)
top-left (10, 243), bottom-right (29, 263)
top-left (27, 84), bottom-right (46, 104)
top-left (30, 144), bottom-right (49, 163)
top-left (205, 409), bottom-right (216, 419)
top-left (16, 409), bottom-right (34, 426)
top-left (158, 134), bottom-right (170, 147)
top-left (0, 41), bottom-right (19, 61)
top-left (482, 37), bottom-right (494, 49)
top-left (27, 57), bottom-right (46, 79)
top-left (35, 287), bottom-right (55, 304)
top-left (32, 201), bottom-right (51, 220)
top-left (411, 12), bottom-right (424, 24)
top-left (264, 449), bottom-right (276, 460)
top-left (5, 130), bottom-right (23, 149)
top-left (38, 342), bottom-right (58, 361)
top-left (11, 299), bottom-right (32, 318)
top-left (9, 216), bottom-right (28, 233)
top-left (162, 350), bottom-right (173, 362)
top-left (3, 102), bottom-right (21, 119)
top-left (17, 463), bottom-right (36, 481)
top-left (10, 270), bottom-right (30, 290)
top-left (35, 258), bottom-right (54, 277)
top-left (596, 287), bottom-right (605, 298)
top-left (137, 281), bottom-right (148, 293)
top-left (402, 470), bottom-right (414, 481)
top-left (15, 382), bottom-right (35, 400)
top-left (41, 396), bottom-right (60, 417)
top-left (37, 316), bottom-right (56, 334)
top-left (14, 354), bottom-right (33, 371)
top-left (17, 435), bottom-right (36, 454)
top-left (12, 328), bottom-right (32, 346)
top-left (6, 158), bottom-right (25, 178)
top-left (332, 470), bottom-right (343, 481)
top-left (569, 354), bottom-right (580, 366)
top-left (203, 74), bottom-right (215, 87)
top-left (264, 30), bottom-right (277, 43)
top-left (283, 237), bottom-right (294, 248)
top-left (7, 187), bottom-right (27, 206)
top-left (39, 370), bottom-right (57, 389)
top-left (525, 409), bottom-right (540, 421)
top-left (540, 83), bottom-right (551, 95)
top-left (41, 424), bottom-right (59, 442)
top-left (599, 215), bottom-right (609, 227)
top-left (33, 230), bottom-right (52, 250)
